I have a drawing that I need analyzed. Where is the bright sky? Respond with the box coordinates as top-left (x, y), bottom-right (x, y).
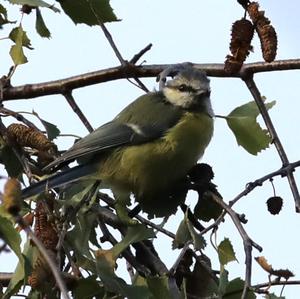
top-left (1, 1), bottom-right (300, 298)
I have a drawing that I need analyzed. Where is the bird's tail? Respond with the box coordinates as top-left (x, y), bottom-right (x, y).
top-left (22, 164), bottom-right (96, 199)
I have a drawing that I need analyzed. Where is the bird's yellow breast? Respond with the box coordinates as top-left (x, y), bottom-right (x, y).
top-left (99, 112), bottom-right (213, 197)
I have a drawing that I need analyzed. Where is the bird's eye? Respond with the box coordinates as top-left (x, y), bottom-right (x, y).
top-left (178, 84), bottom-right (188, 92)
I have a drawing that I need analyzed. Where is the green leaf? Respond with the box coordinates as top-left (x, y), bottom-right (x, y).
top-left (226, 100), bottom-right (276, 155)
top-left (40, 119), bottom-right (60, 140)
top-left (0, 140), bottom-right (23, 178)
top-left (72, 276), bottom-right (105, 299)
top-left (3, 240), bottom-right (38, 299)
top-left (0, 215), bottom-right (22, 260)
top-left (186, 217), bottom-right (206, 250)
top-left (0, 3), bottom-right (8, 18)
top-left (186, 259), bottom-right (218, 298)
top-left (112, 224), bottom-right (155, 257)
top-left (147, 275), bottom-right (173, 299)
top-left (96, 251), bottom-right (150, 299)
top-left (67, 212), bottom-right (98, 258)
top-left (194, 191), bottom-right (223, 222)
top-left (59, 0), bottom-right (118, 26)
top-left (173, 219), bottom-right (190, 249)
top-left (35, 8), bottom-right (51, 38)
top-left (0, 3), bottom-right (15, 26)
top-left (27, 289), bottom-right (41, 299)
top-left (9, 26), bottom-right (28, 65)
top-left (218, 268), bottom-right (229, 296)
top-left (223, 278), bottom-right (256, 299)
top-left (9, 0), bottom-right (60, 12)
top-left (218, 238), bottom-right (237, 266)
top-left (9, 27), bottom-right (33, 49)
top-left (173, 213), bottom-right (206, 250)
top-left (31, 110), bottom-right (60, 140)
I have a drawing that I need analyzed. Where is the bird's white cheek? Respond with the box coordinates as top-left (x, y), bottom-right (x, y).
top-left (163, 88), bottom-right (192, 108)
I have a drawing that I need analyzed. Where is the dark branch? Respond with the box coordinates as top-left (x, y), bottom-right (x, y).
top-left (63, 91), bottom-right (94, 133)
top-left (2, 59), bottom-right (300, 101)
top-left (253, 279), bottom-right (300, 290)
top-left (130, 43), bottom-right (153, 64)
top-left (210, 193), bottom-right (262, 299)
top-left (0, 107), bottom-right (40, 130)
top-left (243, 76), bottom-right (300, 212)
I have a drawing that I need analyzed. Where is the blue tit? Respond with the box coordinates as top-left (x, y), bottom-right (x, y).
top-left (22, 64), bottom-right (214, 217)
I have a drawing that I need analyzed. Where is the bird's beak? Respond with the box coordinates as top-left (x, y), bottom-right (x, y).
top-left (196, 89), bottom-right (211, 97)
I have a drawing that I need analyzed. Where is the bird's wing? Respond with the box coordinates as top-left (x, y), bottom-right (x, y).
top-left (44, 92), bottom-right (183, 171)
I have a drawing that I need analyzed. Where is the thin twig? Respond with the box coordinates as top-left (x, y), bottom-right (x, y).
top-left (63, 250), bottom-right (82, 278)
top-left (253, 279), bottom-right (300, 290)
top-left (243, 75), bottom-right (300, 212)
top-left (130, 43), bottom-right (153, 64)
top-left (98, 220), bottom-right (151, 276)
top-left (98, 192), bottom-right (176, 239)
top-left (196, 159), bottom-right (300, 245)
top-left (210, 193), bottom-right (262, 299)
top-left (15, 215), bottom-right (70, 299)
top-left (0, 107), bottom-right (40, 130)
top-left (135, 214), bottom-right (175, 239)
top-left (63, 91), bottom-right (94, 133)
top-left (131, 242), bottom-right (169, 275)
top-left (168, 241), bottom-right (192, 276)
top-left (98, 22), bottom-right (125, 65)
top-left (88, 2), bottom-right (148, 92)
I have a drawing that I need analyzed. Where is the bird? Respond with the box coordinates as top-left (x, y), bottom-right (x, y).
top-left (22, 64), bottom-right (214, 217)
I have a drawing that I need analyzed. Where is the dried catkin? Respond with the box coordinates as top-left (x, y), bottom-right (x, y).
top-left (247, 1), bottom-right (277, 62)
top-left (224, 19), bottom-right (254, 73)
top-left (2, 178), bottom-right (22, 215)
top-left (7, 123), bottom-right (56, 152)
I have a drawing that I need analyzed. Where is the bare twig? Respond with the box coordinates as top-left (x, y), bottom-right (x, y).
top-left (97, 192), bottom-right (176, 239)
top-left (0, 107), bottom-right (40, 130)
top-left (253, 279), bottom-right (300, 291)
top-left (230, 159), bottom-right (300, 206)
top-left (132, 241), bottom-right (169, 275)
top-left (130, 43), bottom-right (153, 64)
top-left (98, 22), bottom-right (125, 65)
top-left (243, 75), bottom-right (300, 212)
top-left (135, 214), bottom-right (175, 239)
top-left (210, 193), bottom-right (262, 299)
top-left (96, 22), bottom-right (149, 92)
top-left (88, 2), bottom-right (149, 92)
top-left (2, 59), bottom-right (300, 101)
top-left (15, 215), bottom-right (70, 299)
top-left (168, 241), bottom-right (192, 276)
top-left (63, 91), bottom-right (94, 133)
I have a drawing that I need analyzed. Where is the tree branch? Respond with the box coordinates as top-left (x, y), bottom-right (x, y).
top-left (63, 91), bottom-right (94, 133)
top-left (253, 279), bottom-right (300, 290)
top-left (2, 59), bottom-right (300, 101)
top-left (210, 193), bottom-right (262, 299)
top-left (243, 76), bottom-right (300, 212)
top-left (130, 43), bottom-right (153, 64)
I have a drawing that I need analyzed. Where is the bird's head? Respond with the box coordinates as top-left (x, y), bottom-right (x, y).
top-left (162, 66), bottom-right (213, 116)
